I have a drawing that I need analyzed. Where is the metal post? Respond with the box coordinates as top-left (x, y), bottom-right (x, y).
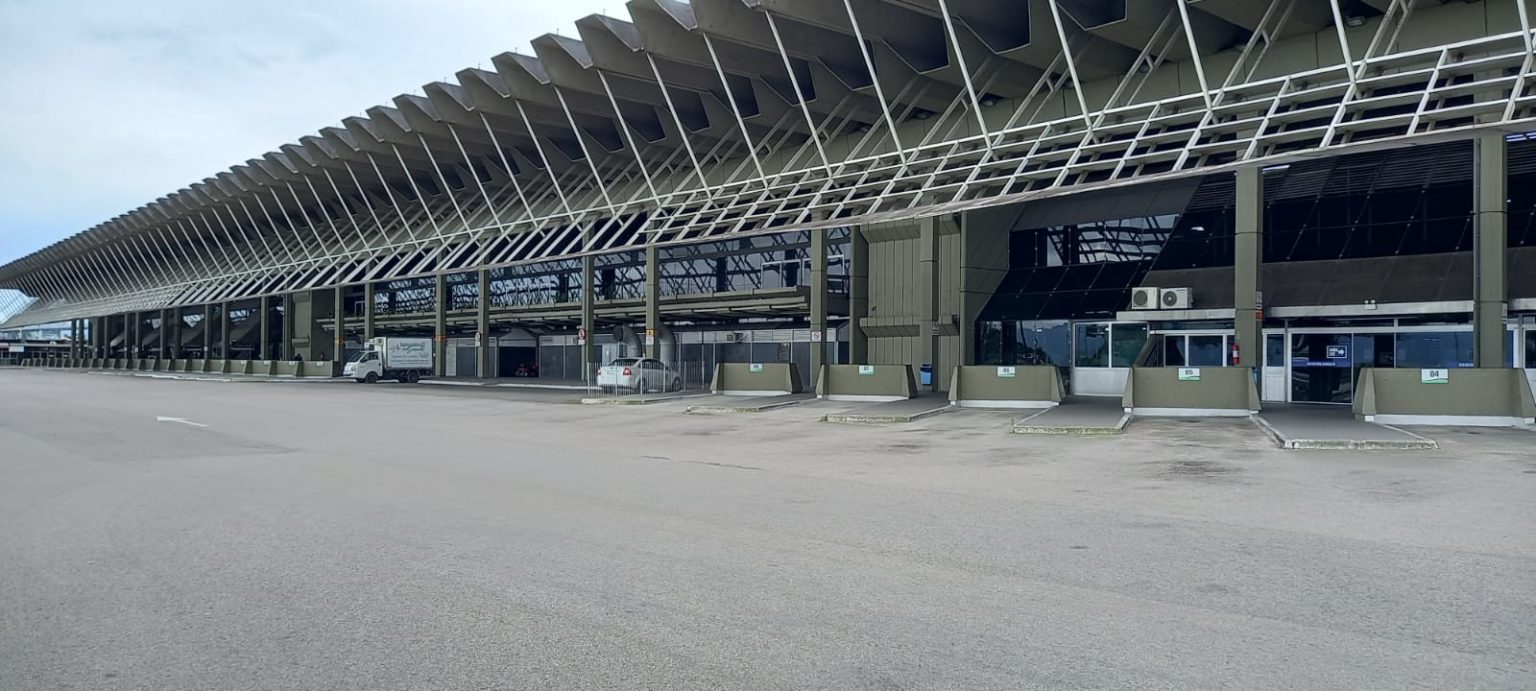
top-left (477, 269), bottom-right (491, 379)
top-left (849, 226), bottom-right (869, 363)
top-left (1234, 167), bottom-right (1263, 372)
top-left (1473, 134), bottom-right (1508, 367)
top-left (918, 217), bottom-right (941, 392)
top-left (645, 245), bottom-right (660, 359)
top-left (809, 229), bottom-right (828, 376)
top-left (363, 282), bottom-right (376, 341)
top-left (434, 273), bottom-right (448, 378)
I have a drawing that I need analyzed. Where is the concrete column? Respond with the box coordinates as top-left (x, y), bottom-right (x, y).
top-left (645, 244), bottom-right (661, 358)
top-left (1234, 166), bottom-right (1263, 370)
top-left (434, 273), bottom-right (448, 377)
top-left (849, 226), bottom-right (869, 363)
top-left (258, 296), bottom-right (271, 360)
top-left (202, 304), bottom-right (213, 358)
top-left (363, 282), bottom-right (376, 341)
top-left (1473, 133), bottom-right (1508, 367)
top-left (157, 309), bottom-right (170, 359)
top-left (282, 294), bottom-right (295, 360)
top-left (917, 217), bottom-right (941, 391)
top-left (170, 309), bottom-right (182, 359)
top-left (958, 211), bottom-right (1011, 367)
top-left (581, 253), bottom-right (596, 382)
top-left (809, 229), bottom-right (829, 375)
top-left (477, 269), bottom-right (492, 378)
top-left (218, 303), bottom-right (230, 359)
top-left (332, 287), bottom-right (346, 367)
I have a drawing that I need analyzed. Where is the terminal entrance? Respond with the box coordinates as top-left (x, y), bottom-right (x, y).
top-left (1263, 326), bottom-right (1521, 405)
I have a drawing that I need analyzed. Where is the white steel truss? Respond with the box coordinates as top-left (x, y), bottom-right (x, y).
top-left (2, 0), bottom-right (1535, 328)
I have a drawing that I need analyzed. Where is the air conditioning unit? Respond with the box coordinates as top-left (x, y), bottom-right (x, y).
top-left (1160, 287), bottom-right (1192, 309)
top-left (723, 332), bottom-right (746, 343)
top-left (1130, 287), bottom-right (1160, 310)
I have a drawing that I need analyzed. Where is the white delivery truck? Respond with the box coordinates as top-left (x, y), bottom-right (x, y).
top-left (344, 337), bottom-right (434, 384)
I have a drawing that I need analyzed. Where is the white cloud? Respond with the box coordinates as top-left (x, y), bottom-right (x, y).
top-left (0, 0), bottom-right (621, 264)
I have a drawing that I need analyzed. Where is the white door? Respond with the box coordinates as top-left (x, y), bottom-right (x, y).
top-left (1262, 332), bottom-right (1288, 402)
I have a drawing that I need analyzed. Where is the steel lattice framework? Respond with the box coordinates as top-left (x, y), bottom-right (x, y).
top-left (2, 0), bottom-right (1533, 329)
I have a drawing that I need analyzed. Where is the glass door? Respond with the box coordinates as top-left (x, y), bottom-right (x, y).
top-left (1290, 333), bottom-right (1354, 403)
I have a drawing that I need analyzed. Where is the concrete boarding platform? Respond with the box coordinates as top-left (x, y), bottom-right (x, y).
top-left (822, 395), bottom-right (952, 424)
top-left (1256, 404), bottom-right (1437, 450)
top-left (685, 393), bottom-right (814, 415)
top-left (1012, 396), bottom-right (1129, 435)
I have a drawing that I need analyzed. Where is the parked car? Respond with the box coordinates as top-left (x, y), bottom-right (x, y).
top-left (596, 357), bottom-right (682, 393)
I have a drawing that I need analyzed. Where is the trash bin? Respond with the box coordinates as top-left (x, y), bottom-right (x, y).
top-left (919, 363), bottom-right (933, 386)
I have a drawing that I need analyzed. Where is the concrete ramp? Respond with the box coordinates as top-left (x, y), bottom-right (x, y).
top-left (685, 393), bottom-right (813, 415)
top-left (822, 395), bottom-right (951, 424)
top-left (1012, 397), bottom-right (1129, 435)
top-left (1256, 404), bottom-right (1436, 450)
top-left (948, 365), bottom-right (1062, 409)
top-left (1354, 367), bottom-right (1536, 428)
top-left (816, 365), bottom-right (916, 403)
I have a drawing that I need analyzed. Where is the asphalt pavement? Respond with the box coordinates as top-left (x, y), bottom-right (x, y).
top-left (1, 369), bottom-right (1532, 690)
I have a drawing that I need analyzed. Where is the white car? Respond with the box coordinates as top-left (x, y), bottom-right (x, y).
top-left (596, 357), bottom-right (682, 393)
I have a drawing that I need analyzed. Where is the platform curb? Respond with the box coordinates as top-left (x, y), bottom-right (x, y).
top-left (1251, 415), bottom-right (1439, 450)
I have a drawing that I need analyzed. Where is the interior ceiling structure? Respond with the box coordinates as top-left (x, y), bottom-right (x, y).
top-left (2, 0), bottom-right (1534, 328)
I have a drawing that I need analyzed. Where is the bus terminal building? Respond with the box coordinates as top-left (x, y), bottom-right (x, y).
top-left (3, 0), bottom-right (1534, 423)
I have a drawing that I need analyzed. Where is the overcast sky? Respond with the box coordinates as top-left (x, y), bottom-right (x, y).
top-left (0, 0), bottom-right (622, 265)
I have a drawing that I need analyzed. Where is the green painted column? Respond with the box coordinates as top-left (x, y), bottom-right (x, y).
top-left (434, 274), bottom-right (448, 377)
top-left (332, 287), bottom-right (346, 367)
top-left (645, 245), bottom-right (660, 359)
top-left (581, 252), bottom-right (596, 383)
top-left (218, 303), bottom-right (230, 360)
top-left (809, 229), bottom-right (828, 376)
top-left (849, 226), bottom-right (869, 363)
top-left (917, 217), bottom-right (941, 391)
top-left (202, 304), bottom-right (213, 358)
top-left (258, 296), bottom-right (271, 361)
top-left (157, 309), bottom-right (170, 359)
top-left (477, 269), bottom-right (492, 378)
top-left (363, 282), bottom-right (376, 341)
top-left (282, 294), bottom-right (295, 360)
top-left (1234, 166), bottom-right (1263, 371)
top-left (1473, 133), bottom-right (1508, 367)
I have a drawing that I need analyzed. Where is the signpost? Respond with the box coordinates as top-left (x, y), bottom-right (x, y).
top-left (1420, 368), bottom-right (1449, 384)
top-left (997, 366), bottom-right (1016, 378)
top-left (1178, 367), bottom-right (1201, 381)
top-left (749, 363), bottom-right (764, 373)
top-left (857, 365), bottom-right (875, 376)
top-left (644, 328), bottom-right (656, 346)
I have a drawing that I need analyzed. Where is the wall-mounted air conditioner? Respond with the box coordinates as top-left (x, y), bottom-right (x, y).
top-left (1130, 287), bottom-right (1160, 310)
top-left (1160, 287), bottom-right (1191, 309)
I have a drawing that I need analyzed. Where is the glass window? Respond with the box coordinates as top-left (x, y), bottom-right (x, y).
top-left (1526, 330), bottom-right (1536, 368)
top-left (1164, 336), bottom-right (1186, 367)
top-left (976, 321), bottom-right (1004, 365)
top-left (1265, 333), bottom-right (1285, 368)
top-left (1018, 321), bottom-right (1072, 367)
top-left (1110, 324), bottom-right (1148, 367)
top-left (1188, 335), bottom-right (1226, 367)
top-left (1074, 323), bottom-right (1109, 368)
top-left (1396, 332), bottom-right (1473, 369)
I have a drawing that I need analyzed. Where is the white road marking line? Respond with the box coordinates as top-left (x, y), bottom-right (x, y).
top-left (155, 416), bottom-right (208, 428)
